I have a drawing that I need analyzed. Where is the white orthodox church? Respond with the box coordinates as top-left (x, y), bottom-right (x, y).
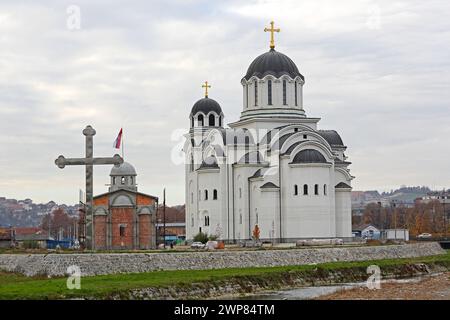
top-left (183, 23), bottom-right (354, 242)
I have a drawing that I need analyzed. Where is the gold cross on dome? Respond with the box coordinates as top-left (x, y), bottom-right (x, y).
top-left (264, 21), bottom-right (280, 49)
top-left (202, 81), bottom-right (211, 98)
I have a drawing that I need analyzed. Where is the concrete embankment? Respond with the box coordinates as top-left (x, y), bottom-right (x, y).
top-left (0, 242), bottom-right (444, 278)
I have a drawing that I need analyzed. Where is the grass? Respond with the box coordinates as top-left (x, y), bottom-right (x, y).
top-left (0, 250), bottom-right (449, 300)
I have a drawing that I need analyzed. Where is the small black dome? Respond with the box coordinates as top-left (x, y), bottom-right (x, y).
top-left (190, 97), bottom-right (222, 116)
top-left (318, 130), bottom-right (344, 147)
top-left (244, 49), bottom-right (304, 81)
top-left (292, 149), bottom-right (327, 164)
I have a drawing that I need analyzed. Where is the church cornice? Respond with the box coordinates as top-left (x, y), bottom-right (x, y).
top-left (288, 162), bottom-right (332, 168)
top-left (232, 162), bottom-right (269, 169)
top-left (196, 168), bottom-right (220, 173)
top-left (228, 116), bottom-right (320, 129)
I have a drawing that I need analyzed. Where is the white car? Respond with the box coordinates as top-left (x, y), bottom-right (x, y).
top-left (190, 242), bottom-right (205, 249)
top-left (417, 233), bottom-right (432, 239)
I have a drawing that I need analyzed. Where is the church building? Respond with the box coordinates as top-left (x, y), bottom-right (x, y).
top-left (183, 22), bottom-right (354, 242)
top-left (93, 162), bottom-right (158, 249)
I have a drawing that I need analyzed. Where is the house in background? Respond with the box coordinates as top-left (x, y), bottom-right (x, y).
top-left (0, 227), bottom-right (13, 248)
top-left (15, 233), bottom-right (49, 249)
top-left (156, 205), bottom-right (186, 245)
top-left (352, 224), bottom-right (381, 240)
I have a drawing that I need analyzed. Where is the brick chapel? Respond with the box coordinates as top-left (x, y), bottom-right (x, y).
top-left (93, 162), bottom-right (158, 250)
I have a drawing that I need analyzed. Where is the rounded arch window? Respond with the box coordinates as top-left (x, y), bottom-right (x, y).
top-left (267, 80), bottom-right (272, 105)
top-left (197, 114), bottom-right (204, 126)
top-left (254, 80), bottom-right (258, 106)
top-left (209, 114), bottom-right (215, 126)
top-left (303, 184), bottom-right (308, 195)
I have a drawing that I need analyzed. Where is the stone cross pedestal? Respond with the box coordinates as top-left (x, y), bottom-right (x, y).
top-left (55, 125), bottom-right (123, 250)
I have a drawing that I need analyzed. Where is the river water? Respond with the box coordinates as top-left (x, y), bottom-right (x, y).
top-left (236, 276), bottom-right (431, 300)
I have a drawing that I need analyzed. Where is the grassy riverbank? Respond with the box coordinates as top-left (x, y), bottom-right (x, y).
top-left (0, 250), bottom-right (449, 299)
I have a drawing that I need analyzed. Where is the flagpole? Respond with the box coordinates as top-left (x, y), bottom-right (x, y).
top-left (121, 127), bottom-right (124, 160)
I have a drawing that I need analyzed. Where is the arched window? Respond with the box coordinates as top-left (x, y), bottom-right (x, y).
top-left (295, 82), bottom-right (298, 106)
top-left (239, 188), bottom-right (242, 198)
top-left (239, 211), bottom-right (242, 224)
top-left (283, 80), bottom-right (287, 105)
top-left (267, 80), bottom-right (272, 105)
top-left (219, 117), bottom-right (222, 127)
top-left (303, 184), bottom-right (308, 195)
top-left (199, 190), bottom-right (201, 200)
top-left (213, 189), bottom-right (218, 200)
top-left (294, 184), bottom-right (298, 195)
top-left (256, 211), bottom-right (259, 224)
top-left (204, 216), bottom-right (210, 226)
top-left (254, 80), bottom-right (258, 106)
top-left (119, 225), bottom-right (125, 237)
top-left (209, 114), bottom-right (215, 126)
top-left (112, 177), bottom-right (116, 184)
top-left (324, 184), bottom-right (327, 196)
top-left (191, 217), bottom-right (194, 227)
top-left (314, 184), bottom-right (319, 195)
top-left (191, 192), bottom-right (194, 204)
top-left (190, 155), bottom-right (194, 172)
top-left (121, 176), bottom-right (125, 185)
top-left (246, 84), bottom-right (249, 108)
top-left (197, 114), bottom-right (204, 126)
top-left (204, 190), bottom-right (208, 200)
top-left (130, 177), bottom-right (133, 185)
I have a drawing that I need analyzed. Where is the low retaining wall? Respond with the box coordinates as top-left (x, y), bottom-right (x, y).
top-left (0, 242), bottom-right (444, 278)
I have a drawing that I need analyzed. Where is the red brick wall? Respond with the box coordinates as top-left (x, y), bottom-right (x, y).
top-left (94, 215), bottom-right (107, 249)
top-left (137, 194), bottom-right (155, 206)
top-left (93, 195), bottom-right (108, 206)
top-left (111, 208), bottom-right (134, 249)
top-left (139, 215), bottom-right (152, 249)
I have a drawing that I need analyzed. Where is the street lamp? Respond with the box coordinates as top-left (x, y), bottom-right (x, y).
top-left (443, 189), bottom-right (447, 239)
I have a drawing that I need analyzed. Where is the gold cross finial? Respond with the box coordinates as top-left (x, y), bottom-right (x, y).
top-left (202, 81), bottom-right (211, 98)
top-left (264, 21), bottom-right (280, 49)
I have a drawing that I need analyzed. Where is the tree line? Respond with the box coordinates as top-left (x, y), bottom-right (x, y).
top-left (354, 200), bottom-right (449, 236)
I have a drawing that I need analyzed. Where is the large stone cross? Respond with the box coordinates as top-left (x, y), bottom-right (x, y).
top-left (55, 125), bottom-right (123, 250)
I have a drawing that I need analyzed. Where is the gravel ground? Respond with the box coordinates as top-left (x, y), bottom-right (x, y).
top-left (317, 272), bottom-right (450, 300)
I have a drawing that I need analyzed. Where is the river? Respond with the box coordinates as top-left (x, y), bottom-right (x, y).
top-left (236, 273), bottom-right (448, 300)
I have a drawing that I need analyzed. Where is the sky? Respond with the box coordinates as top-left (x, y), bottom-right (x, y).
top-left (0, 0), bottom-right (449, 206)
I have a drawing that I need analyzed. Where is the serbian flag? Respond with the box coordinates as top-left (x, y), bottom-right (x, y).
top-left (113, 128), bottom-right (123, 149)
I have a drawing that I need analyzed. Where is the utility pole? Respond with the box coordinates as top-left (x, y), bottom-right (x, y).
top-left (393, 203), bottom-right (397, 240)
top-left (163, 188), bottom-right (166, 249)
top-left (443, 188), bottom-right (447, 239)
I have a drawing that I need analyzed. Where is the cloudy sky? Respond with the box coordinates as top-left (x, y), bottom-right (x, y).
top-left (0, 0), bottom-right (449, 205)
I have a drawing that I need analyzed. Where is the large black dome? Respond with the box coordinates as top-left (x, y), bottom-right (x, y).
top-left (190, 97), bottom-right (222, 116)
top-left (244, 49), bottom-right (304, 81)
